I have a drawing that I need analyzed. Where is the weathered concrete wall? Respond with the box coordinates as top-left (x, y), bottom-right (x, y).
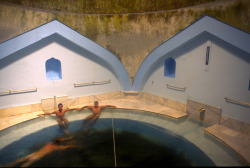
top-left (0, 0), bottom-right (249, 84)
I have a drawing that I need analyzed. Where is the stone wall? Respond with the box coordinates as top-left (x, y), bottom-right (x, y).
top-left (0, 0), bottom-right (249, 84)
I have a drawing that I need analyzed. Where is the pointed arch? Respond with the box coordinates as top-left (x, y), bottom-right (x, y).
top-left (0, 19), bottom-right (132, 90)
top-left (132, 15), bottom-right (250, 91)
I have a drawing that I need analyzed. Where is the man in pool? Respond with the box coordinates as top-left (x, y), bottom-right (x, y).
top-left (5, 137), bottom-right (75, 167)
top-left (78, 101), bottom-right (116, 129)
top-left (37, 103), bottom-right (78, 130)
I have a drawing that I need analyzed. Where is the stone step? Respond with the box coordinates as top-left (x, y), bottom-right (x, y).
top-left (205, 124), bottom-right (250, 164)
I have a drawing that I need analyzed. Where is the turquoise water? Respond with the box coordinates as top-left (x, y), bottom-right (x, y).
top-left (0, 109), bottom-right (248, 166)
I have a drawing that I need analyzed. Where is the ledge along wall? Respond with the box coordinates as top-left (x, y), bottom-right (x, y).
top-left (0, 16), bottom-right (249, 135)
top-left (132, 15), bottom-right (250, 130)
top-left (137, 34), bottom-right (250, 135)
top-left (0, 34), bottom-right (127, 110)
top-left (142, 35), bottom-right (250, 121)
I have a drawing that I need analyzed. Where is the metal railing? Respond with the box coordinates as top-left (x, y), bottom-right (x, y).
top-left (74, 79), bottom-right (111, 87)
top-left (224, 97), bottom-right (250, 107)
top-left (0, 87), bottom-right (38, 96)
top-left (166, 84), bottom-right (186, 91)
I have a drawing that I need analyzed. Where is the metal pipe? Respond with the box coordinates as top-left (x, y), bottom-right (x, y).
top-left (74, 79), bottom-right (111, 87)
top-left (224, 97), bottom-right (250, 106)
top-left (94, 79), bottom-right (111, 84)
top-left (166, 84), bottom-right (186, 91)
top-left (0, 90), bottom-right (11, 95)
top-left (0, 88), bottom-right (37, 95)
top-left (199, 107), bottom-right (205, 113)
top-left (74, 82), bottom-right (94, 87)
top-left (9, 88), bottom-right (37, 93)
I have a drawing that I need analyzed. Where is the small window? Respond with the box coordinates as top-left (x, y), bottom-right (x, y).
top-left (205, 46), bottom-right (210, 65)
top-left (248, 79), bottom-right (250, 91)
top-left (45, 58), bottom-right (62, 81)
top-left (164, 57), bottom-right (176, 78)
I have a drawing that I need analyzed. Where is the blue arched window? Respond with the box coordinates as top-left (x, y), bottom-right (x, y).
top-left (164, 57), bottom-right (176, 78)
top-left (45, 57), bottom-right (62, 81)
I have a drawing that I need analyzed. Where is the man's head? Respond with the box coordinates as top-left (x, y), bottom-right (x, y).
top-left (58, 103), bottom-right (63, 110)
top-left (94, 101), bottom-right (99, 107)
top-left (52, 137), bottom-right (62, 144)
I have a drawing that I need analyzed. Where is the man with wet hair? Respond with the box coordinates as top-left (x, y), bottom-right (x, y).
top-left (38, 103), bottom-right (78, 130)
top-left (78, 101), bottom-right (116, 129)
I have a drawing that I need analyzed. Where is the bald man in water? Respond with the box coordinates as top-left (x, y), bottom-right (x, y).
top-left (5, 137), bottom-right (74, 167)
top-left (78, 101), bottom-right (116, 129)
top-left (38, 103), bottom-right (78, 130)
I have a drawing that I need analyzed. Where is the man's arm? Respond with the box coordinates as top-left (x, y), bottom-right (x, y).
top-left (78, 105), bottom-right (93, 111)
top-left (60, 145), bottom-right (77, 150)
top-left (58, 137), bottom-right (73, 142)
top-left (64, 107), bottom-right (79, 112)
top-left (101, 105), bottom-right (117, 108)
top-left (37, 111), bottom-right (56, 117)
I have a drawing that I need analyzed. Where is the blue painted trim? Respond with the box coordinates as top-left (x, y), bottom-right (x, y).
top-left (137, 14), bottom-right (249, 71)
top-left (0, 19), bottom-right (132, 90)
top-left (133, 15), bottom-right (250, 91)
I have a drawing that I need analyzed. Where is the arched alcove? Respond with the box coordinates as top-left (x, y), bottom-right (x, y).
top-left (45, 57), bottom-right (62, 81)
top-left (164, 57), bottom-right (176, 78)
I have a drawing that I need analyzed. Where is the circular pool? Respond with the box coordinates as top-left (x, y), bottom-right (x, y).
top-left (0, 109), bottom-right (248, 166)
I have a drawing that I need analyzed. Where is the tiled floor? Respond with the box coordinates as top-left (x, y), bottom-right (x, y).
top-left (205, 124), bottom-right (250, 164)
top-left (0, 111), bottom-right (43, 131)
top-left (0, 98), bottom-right (249, 164)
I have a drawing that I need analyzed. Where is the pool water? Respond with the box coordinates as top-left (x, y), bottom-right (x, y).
top-left (0, 109), bottom-right (248, 166)
top-left (9, 129), bottom-right (196, 167)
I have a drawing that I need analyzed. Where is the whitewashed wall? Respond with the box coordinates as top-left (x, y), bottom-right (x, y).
top-left (143, 39), bottom-right (250, 124)
top-left (0, 41), bottom-right (121, 109)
